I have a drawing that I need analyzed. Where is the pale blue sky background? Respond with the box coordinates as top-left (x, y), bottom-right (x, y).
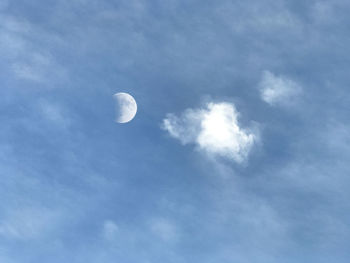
top-left (1, 0), bottom-right (350, 262)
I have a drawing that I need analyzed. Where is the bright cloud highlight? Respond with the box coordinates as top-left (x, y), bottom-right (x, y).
top-left (162, 102), bottom-right (257, 163)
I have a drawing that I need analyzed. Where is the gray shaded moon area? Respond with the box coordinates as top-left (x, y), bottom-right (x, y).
top-left (113, 92), bottom-right (137, 123)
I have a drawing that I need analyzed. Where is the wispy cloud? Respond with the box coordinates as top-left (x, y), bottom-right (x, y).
top-left (0, 207), bottom-right (62, 241)
top-left (0, 15), bottom-right (66, 83)
top-left (150, 218), bottom-right (178, 242)
top-left (163, 102), bottom-right (257, 163)
top-left (259, 71), bottom-right (302, 106)
top-left (38, 99), bottom-right (71, 129)
top-left (102, 220), bottom-right (119, 241)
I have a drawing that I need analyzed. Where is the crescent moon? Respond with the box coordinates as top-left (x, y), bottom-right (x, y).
top-left (113, 92), bottom-right (137, 123)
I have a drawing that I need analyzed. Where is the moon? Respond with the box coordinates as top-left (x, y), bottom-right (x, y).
top-left (113, 92), bottom-right (137, 123)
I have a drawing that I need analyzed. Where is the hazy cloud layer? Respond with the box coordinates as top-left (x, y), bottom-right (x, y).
top-left (163, 102), bottom-right (257, 163)
top-left (1, 0), bottom-right (350, 262)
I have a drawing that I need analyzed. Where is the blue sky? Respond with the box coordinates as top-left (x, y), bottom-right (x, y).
top-left (1, 0), bottom-right (350, 262)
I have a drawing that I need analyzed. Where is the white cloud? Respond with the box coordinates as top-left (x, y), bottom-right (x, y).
top-left (102, 220), bottom-right (119, 241)
top-left (259, 71), bottom-right (302, 106)
top-left (162, 102), bottom-right (257, 163)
